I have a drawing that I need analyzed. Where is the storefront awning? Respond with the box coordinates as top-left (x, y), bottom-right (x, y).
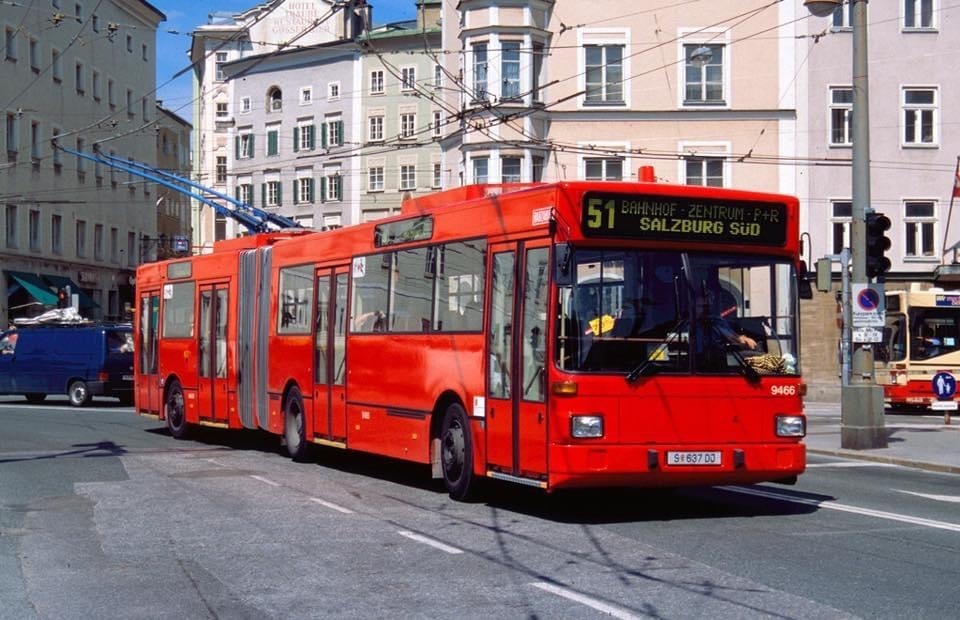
top-left (6, 271), bottom-right (59, 307)
top-left (42, 274), bottom-right (99, 310)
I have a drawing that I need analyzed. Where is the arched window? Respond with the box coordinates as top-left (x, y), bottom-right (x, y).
top-left (268, 87), bottom-right (282, 112)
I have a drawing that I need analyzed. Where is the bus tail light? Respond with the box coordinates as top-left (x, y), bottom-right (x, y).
top-left (571, 415), bottom-right (603, 438)
top-left (552, 380), bottom-right (578, 396)
top-left (775, 415), bottom-right (805, 437)
top-left (799, 382), bottom-right (807, 397)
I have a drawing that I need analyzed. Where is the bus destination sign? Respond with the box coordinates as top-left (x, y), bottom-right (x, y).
top-left (581, 192), bottom-right (788, 246)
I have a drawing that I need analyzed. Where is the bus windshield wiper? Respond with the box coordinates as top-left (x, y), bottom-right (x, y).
top-left (625, 320), bottom-right (685, 384)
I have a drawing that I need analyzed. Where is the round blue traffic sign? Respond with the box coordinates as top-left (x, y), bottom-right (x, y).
top-left (857, 287), bottom-right (881, 311)
top-left (932, 372), bottom-right (957, 400)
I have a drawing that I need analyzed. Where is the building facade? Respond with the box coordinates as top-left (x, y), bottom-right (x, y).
top-left (154, 104), bottom-right (192, 261)
top-left (2, 0), bottom-right (165, 325)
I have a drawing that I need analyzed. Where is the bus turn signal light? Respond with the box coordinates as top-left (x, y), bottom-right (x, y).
top-left (552, 380), bottom-right (578, 395)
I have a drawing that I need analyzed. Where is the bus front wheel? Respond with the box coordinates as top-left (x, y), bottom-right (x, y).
top-left (165, 381), bottom-right (189, 439)
top-left (284, 386), bottom-right (310, 462)
top-left (440, 402), bottom-right (475, 501)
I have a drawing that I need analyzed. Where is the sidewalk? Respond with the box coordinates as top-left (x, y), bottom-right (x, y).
top-left (804, 401), bottom-right (960, 474)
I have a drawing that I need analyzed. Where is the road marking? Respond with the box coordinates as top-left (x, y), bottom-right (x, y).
top-left (724, 486), bottom-right (960, 533)
top-left (397, 530), bottom-right (462, 554)
top-left (309, 497), bottom-right (354, 514)
top-left (249, 475), bottom-right (280, 487)
top-left (806, 462), bottom-right (897, 468)
top-left (530, 582), bottom-right (640, 620)
top-left (896, 490), bottom-right (960, 503)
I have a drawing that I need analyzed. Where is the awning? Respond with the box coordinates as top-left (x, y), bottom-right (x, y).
top-left (6, 271), bottom-right (59, 307)
top-left (42, 274), bottom-right (99, 310)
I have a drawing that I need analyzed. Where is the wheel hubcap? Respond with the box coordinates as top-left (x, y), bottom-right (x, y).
top-left (442, 420), bottom-right (464, 481)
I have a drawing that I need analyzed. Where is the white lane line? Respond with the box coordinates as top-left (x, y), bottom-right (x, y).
top-left (896, 490), bottom-right (960, 503)
top-left (806, 462), bottom-right (897, 468)
top-left (249, 475), bottom-right (280, 487)
top-left (530, 582), bottom-right (640, 620)
top-left (724, 486), bottom-right (960, 533)
top-left (397, 530), bottom-right (463, 554)
top-left (309, 497), bottom-right (354, 514)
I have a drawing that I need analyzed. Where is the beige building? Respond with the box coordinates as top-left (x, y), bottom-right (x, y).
top-left (2, 0), bottom-right (165, 325)
top-left (154, 104), bottom-right (192, 261)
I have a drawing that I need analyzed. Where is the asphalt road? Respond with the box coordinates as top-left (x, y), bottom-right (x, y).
top-left (1, 398), bottom-right (958, 619)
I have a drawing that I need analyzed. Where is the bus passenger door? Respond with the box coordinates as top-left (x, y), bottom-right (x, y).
top-left (486, 243), bottom-right (549, 480)
top-left (313, 267), bottom-right (349, 445)
top-left (198, 284), bottom-right (230, 424)
top-left (137, 291), bottom-right (160, 414)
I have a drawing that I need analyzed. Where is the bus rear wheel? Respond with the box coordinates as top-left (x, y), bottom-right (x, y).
top-left (165, 380), bottom-right (189, 439)
top-left (284, 386), bottom-right (310, 462)
top-left (440, 402), bottom-right (475, 501)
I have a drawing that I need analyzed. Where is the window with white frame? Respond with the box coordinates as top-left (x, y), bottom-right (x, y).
top-left (400, 164), bottom-right (416, 190)
top-left (241, 97), bottom-right (251, 113)
top-left (370, 70), bottom-right (384, 94)
top-left (434, 64), bottom-right (442, 88)
top-left (94, 224), bottom-right (103, 261)
top-left (501, 157), bottom-right (522, 182)
top-left (76, 219), bottom-right (86, 257)
top-left (902, 87), bottom-right (937, 145)
top-left (684, 156), bottom-right (723, 186)
top-left (369, 115), bottom-right (384, 142)
top-left (904, 200), bottom-right (936, 257)
top-left (400, 112), bottom-right (416, 140)
top-left (300, 86), bottom-right (312, 105)
top-left (584, 157), bottom-right (622, 181)
top-left (401, 66), bottom-right (416, 91)
top-left (216, 102), bottom-right (228, 119)
top-left (216, 156), bottom-right (227, 183)
top-left (296, 123), bottom-right (315, 151)
top-left (237, 183), bottom-right (253, 206)
top-left (29, 209), bottom-right (40, 251)
top-left (904, 0), bottom-right (934, 29)
top-left (831, 200), bottom-right (852, 255)
top-left (238, 132), bottom-right (253, 159)
top-left (294, 176), bottom-right (314, 204)
top-left (829, 86), bottom-right (853, 146)
top-left (501, 42), bottom-right (521, 100)
top-left (832, 2), bottom-right (852, 28)
top-left (52, 214), bottom-right (62, 254)
top-left (266, 180), bottom-right (281, 206)
top-left (215, 52), bottom-right (227, 81)
top-left (432, 110), bottom-right (442, 138)
top-left (472, 43), bottom-right (487, 100)
top-left (368, 166), bottom-right (384, 191)
top-left (328, 81), bottom-right (340, 99)
top-left (324, 169), bottom-right (342, 202)
top-left (472, 157), bottom-right (489, 183)
top-left (683, 43), bottom-right (724, 105)
top-left (432, 162), bottom-right (442, 188)
top-left (5, 27), bottom-right (16, 61)
top-left (326, 117), bottom-right (342, 147)
top-left (584, 45), bottom-right (624, 104)
top-left (268, 87), bottom-right (282, 112)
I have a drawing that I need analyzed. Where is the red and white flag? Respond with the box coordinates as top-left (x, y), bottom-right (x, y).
top-left (954, 166), bottom-right (960, 199)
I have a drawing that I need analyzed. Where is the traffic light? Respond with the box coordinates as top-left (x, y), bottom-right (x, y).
top-left (56, 288), bottom-right (67, 308)
top-left (865, 211), bottom-right (892, 280)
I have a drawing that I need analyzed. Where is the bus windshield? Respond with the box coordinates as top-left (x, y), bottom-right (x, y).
top-left (555, 250), bottom-right (799, 377)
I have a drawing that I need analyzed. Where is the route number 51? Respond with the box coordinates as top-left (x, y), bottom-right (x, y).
top-left (586, 198), bottom-right (616, 230)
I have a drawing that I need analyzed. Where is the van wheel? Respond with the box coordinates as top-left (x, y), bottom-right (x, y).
top-left (25, 394), bottom-right (47, 404)
top-left (284, 386), bottom-right (310, 462)
top-left (440, 403), bottom-right (475, 501)
top-left (68, 380), bottom-right (92, 407)
top-left (165, 381), bottom-right (189, 439)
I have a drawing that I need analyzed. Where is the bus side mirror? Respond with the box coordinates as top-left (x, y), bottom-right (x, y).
top-left (554, 242), bottom-right (572, 286)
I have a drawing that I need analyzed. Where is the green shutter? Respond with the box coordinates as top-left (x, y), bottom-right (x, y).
top-left (336, 120), bottom-right (344, 146)
top-left (309, 125), bottom-right (316, 149)
top-left (249, 134), bottom-right (255, 156)
top-left (336, 176), bottom-right (342, 201)
top-left (308, 178), bottom-right (315, 203)
top-left (321, 123), bottom-right (327, 149)
top-left (293, 127), bottom-right (299, 153)
top-left (235, 136), bottom-right (240, 159)
top-left (268, 131), bottom-right (278, 156)
top-left (277, 182), bottom-right (282, 206)
top-left (261, 183), bottom-right (266, 207)
top-left (293, 179), bottom-right (299, 204)
top-left (320, 177), bottom-right (327, 203)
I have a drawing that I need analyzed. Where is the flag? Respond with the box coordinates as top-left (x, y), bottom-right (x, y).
top-left (955, 166), bottom-right (960, 199)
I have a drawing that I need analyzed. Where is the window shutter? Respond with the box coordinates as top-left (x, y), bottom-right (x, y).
top-left (261, 183), bottom-right (266, 207)
top-left (293, 180), bottom-right (299, 204)
top-left (293, 127), bottom-right (299, 152)
top-left (321, 123), bottom-right (328, 149)
top-left (249, 134), bottom-right (255, 156)
top-left (320, 177), bottom-right (327, 203)
top-left (308, 178), bottom-right (314, 203)
top-left (235, 136), bottom-right (240, 159)
top-left (336, 120), bottom-right (344, 146)
top-left (277, 182), bottom-right (282, 206)
top-left (309, 125), bottom-right (315, 149)
top-left (336, 177), bottom-right (342, 201)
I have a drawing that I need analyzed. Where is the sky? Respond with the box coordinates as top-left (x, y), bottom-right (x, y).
top-left (152, 0), bottom-right (416, 123)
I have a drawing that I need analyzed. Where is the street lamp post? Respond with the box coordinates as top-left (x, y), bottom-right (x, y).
top-left (805, 0), bottom-right (886, 448)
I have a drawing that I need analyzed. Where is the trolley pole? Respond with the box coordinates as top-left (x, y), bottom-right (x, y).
top-left (842, 0), bottom-right (886, 449)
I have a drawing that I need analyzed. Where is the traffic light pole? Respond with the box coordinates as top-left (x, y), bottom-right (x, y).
top-left (842, 0), bottom-right (887, 449)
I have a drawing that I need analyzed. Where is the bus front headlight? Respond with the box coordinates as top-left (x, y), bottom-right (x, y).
top-left (775, 415), bottom-right (806, 437)
top-left (571, 415), bottom-right (603, 438)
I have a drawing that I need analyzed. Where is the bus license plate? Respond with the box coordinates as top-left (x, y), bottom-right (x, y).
top-left (666, 451), bottom-right (722, 466)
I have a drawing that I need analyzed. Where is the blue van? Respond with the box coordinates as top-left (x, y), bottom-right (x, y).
top-left (0, 324), bottom-right (134, 406)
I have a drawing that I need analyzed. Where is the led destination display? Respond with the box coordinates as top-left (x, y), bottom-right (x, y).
top-left (581, 192), bottom-right (788, 246)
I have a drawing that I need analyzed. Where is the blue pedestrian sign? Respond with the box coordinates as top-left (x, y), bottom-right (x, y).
top-left (931, 372), bottom-right (957, 400)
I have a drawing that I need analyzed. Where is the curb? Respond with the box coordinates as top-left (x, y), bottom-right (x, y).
top-left (806, 448), bottom-right (960, 475)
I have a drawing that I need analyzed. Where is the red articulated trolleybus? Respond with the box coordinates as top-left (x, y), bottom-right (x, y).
top-left (134, 180), bottom-right (809, 499)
